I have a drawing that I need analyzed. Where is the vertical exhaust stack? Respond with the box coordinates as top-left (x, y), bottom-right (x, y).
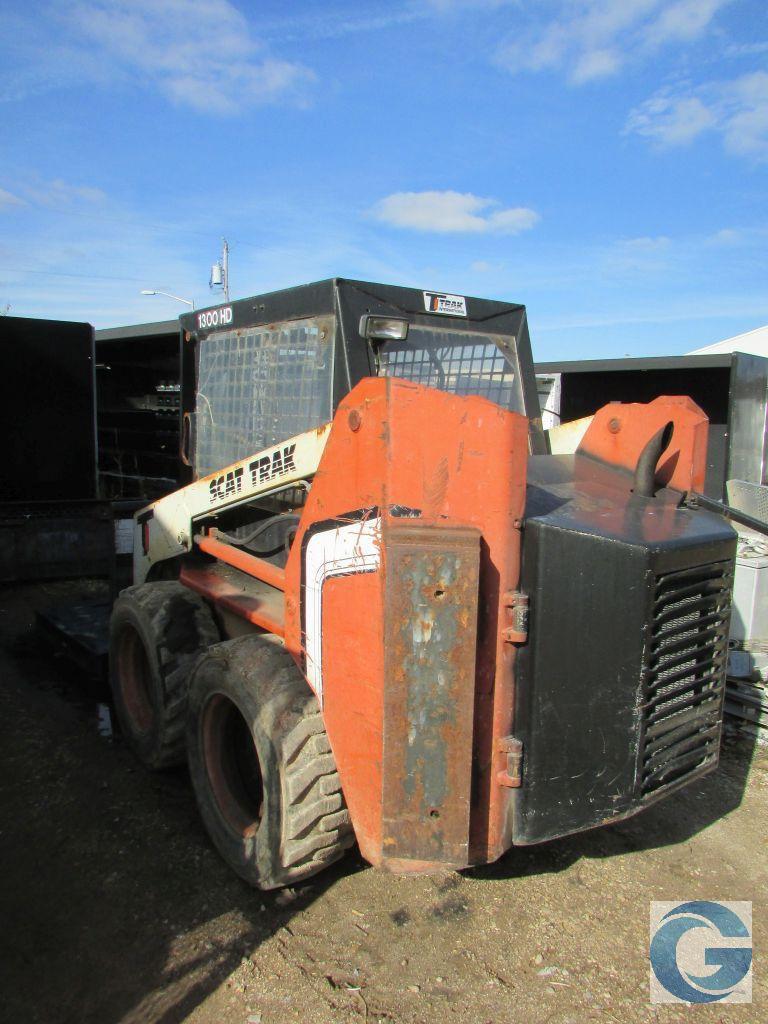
top-left (576, 395), bottom-right (710, 496)
top-left (632, 421), bottom-right (675, 498)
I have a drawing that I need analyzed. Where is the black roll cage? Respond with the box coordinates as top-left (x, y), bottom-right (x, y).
top-left (179, 278), bottom-right (545, 482)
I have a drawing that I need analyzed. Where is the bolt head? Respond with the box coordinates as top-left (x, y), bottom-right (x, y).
top-left (348, 409), bottom-right (362, 432)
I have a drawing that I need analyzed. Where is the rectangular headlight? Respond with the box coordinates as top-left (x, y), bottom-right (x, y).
top-left (359, 315), bottom-right (409, 342)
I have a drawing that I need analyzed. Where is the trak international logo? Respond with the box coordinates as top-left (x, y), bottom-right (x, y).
top-left (649, 901), bottom-right (752, 1003)
top-left (422, 290), bottom-right (467, 317)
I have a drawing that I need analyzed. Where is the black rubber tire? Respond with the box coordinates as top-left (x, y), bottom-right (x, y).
top-left (186, 635), bottom-right (355, 889)
top-left (109, 582), bottom-right (220, 770)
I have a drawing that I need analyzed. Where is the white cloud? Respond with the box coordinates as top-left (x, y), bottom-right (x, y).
top-left (704, 225), bottom-right (768, 248)
top-left (645, 0), bottom-right (732, 46)
top-left (606, 234), bottom-right (673, 274)
top-left (371, 191), bottom-right (540, 234)
top-left (469, 259), bottom-right (508, 274)
top-left (624, 94), bottom-right (717, 145)
top-left (5, 0), bottom-right (316, 115)
top-left (707, 228), bottom-right (742, 245)
top-left (625, 72), bottom-right (768, 158)
top-left (722, 71), bottom-right (768, 157)
top-left (725, 41), bottom-right (768, 57)
top-left (425, 0), bottom-right (512, 9)
top-left (496, 0), bottom-right (731, 85)
top-left (0, 188), bottom-right (25, 210)
top-left (259, 0), bottom-right (514, 43)
top-left (620, 235), bottom-right (671, 250)
top-left (72, 0), bottom-right (316, 113)
top-left (24, 179), bottom-right (107, 207)
top-left (571, 48), bottom-right (622, 84)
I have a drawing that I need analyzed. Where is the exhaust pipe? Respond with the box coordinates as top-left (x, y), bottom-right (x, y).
top-left (633, 421), bottom-right (674, 498)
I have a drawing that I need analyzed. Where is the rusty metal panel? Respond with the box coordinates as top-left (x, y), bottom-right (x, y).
top-left (381, 522), bottom-right (480, 869)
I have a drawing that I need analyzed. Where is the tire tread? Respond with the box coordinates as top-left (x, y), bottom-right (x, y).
top-left (111, 582), bottom-right (219, 769)
top-left (280, 689), bottom-right (354, 875)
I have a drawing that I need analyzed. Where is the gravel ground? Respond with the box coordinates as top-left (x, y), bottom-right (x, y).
top-left (0, 582), bottom-right (764, 1024)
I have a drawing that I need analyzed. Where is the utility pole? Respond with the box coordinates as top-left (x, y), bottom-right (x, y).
top-left (210, 238), bottom-right (230, 303)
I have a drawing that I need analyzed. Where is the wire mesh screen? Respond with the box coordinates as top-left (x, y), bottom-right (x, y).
top-left (377, 326), bottom-right (522, 411)
top-left (193, 316), bottom-right (334, 477)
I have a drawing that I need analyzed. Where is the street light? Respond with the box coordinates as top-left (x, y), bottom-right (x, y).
top-left (140, 289), bottom-right (195, 309)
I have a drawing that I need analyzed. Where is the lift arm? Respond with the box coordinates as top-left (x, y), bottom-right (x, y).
top-left (133, 423), bottom-right (331, 584)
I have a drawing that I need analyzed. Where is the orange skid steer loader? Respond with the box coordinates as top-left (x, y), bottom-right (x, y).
top-left (110, 279), bottom-right (736, 888)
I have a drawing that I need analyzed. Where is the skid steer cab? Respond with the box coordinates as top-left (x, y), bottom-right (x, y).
top-left (110, 279), bottom-right (736, 889)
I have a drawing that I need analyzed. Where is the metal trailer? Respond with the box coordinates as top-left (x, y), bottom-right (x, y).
top-left (536, 351), bottom-right (768, 498)
top-left (0, 315), bottom-right (115, 585)
top-left (95, 319), bottom-right (182, 502)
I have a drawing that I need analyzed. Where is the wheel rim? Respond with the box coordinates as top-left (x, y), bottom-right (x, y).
top-left (116, 624), bottom-right (155, 734)
top-left (202, 694), bottom-right (264, 838)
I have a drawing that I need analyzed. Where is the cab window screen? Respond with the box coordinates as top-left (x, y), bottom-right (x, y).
top-left (377, 325), bottom-right (522, 411)
top-left (193, 316), bottom-right (334, 477)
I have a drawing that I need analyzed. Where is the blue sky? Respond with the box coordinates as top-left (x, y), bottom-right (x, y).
top-left (1, 0), bottom-right (767, 359)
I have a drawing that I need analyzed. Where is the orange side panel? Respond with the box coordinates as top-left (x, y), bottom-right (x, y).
top-left (577, 395), bottom-right (709, 493)
top-left (319, 572), bottom-right (384, 863)
top-left (283, 377), bottom-right (529, 869)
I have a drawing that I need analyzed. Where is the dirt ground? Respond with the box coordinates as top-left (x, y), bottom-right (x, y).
top-left (0, 582), bottom-right (765, 1024)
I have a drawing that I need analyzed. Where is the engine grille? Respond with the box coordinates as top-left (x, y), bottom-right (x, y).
top-left (639, 561), bottom-right (732, 797)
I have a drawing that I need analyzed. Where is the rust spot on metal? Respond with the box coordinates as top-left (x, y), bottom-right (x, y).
top-left (425, 457), bottom-right (450, 511)
top-left (502, 590), bottom-right (529, 644)
top-left (348, 408), bottom-right (362, 432)
top-left (380, 522), bottom-right (481, 868)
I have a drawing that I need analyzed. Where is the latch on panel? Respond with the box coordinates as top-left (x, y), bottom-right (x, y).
top-left (502, 590), bottom-right (529, 644)
top-left (497, 735), bottom-right (523, 788)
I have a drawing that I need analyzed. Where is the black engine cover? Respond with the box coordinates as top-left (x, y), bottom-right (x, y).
top-left (512, 454), bottom-right (736, 845)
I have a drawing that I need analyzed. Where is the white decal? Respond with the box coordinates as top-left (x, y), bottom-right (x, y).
top-left (303, 515), bottom-right (381, 703)
top-left (423, 291), bottom-right (467, 317)
top-left (197, 306), bottom-right (233, 330)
